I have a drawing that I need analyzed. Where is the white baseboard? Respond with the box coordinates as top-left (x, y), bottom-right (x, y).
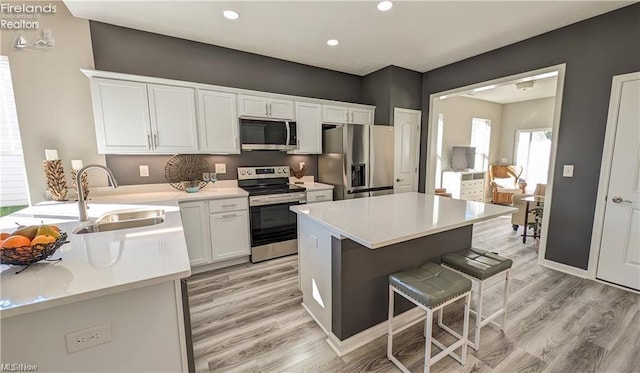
top-left (538, 258), bottom-right (588, 278)
top-left (191, 256), bottom-right (249, 274)
top-left (323, 307), bottom-right (425, 357)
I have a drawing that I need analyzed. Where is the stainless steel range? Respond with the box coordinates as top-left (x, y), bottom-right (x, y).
top-left (238, 166), bottom-right (306, 263)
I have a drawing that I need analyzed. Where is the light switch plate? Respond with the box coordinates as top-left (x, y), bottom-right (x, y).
top-left (139, 165), bottom-right (149, 177)
top-left (299, 162), bottom-right (305, 169)
top-left (215, 163), bottom-right (226, 174)
top-left (563, 165), bottom-right (574, 177)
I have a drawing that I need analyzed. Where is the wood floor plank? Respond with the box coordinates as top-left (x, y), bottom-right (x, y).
top-left (186, 216), bottom-right (640, 373)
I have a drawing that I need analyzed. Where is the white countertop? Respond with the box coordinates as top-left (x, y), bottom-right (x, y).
top-left (0, 186), bottom-right (250, 318)
top-left (290, 192), bottom-right (516, 249)
top-left (0, 201), bottom-right (192, 319)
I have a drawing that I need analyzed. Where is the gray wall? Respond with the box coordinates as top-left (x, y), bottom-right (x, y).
top-left (89, 22), bottom-right (363, 103)
top-left (419, 4), bottom-right (640, 270)
top-left (362, 65), bottom-right (422, 125)
top-left (106, 153), bottom-right (317, 186)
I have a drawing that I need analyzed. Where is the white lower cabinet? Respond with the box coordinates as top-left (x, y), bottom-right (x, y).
top-left (179, 197), bottom-right (250, 268)
top-left (306, 190), bottom-right (333, 203)
top-left (179, 201), bottom-right (213, 267)
top-left (210, 210), bottom-right (250, 261)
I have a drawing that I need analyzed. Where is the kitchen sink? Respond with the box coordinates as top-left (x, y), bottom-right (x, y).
top-left (73, 209), bottom-right (165, 234)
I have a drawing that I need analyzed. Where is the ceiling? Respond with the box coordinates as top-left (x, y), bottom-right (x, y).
top-left (64, 1), bottom-right (634, 76)
top-left (462, 76), bottom-right (558, 104)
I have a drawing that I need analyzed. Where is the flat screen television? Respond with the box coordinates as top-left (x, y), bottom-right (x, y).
top-left (451, 146), bottom-right (476, 170)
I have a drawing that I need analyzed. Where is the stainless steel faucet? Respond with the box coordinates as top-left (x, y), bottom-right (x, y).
top-left (76, 165), bottom-right (118, 221)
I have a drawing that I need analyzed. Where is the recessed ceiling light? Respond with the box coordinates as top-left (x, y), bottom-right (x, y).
top-left (377, 1), bottom-right (393, 11)
top-left (223, 10), bottom-right (239, 20)
top-left (327, 39), bottom-right (339, 46)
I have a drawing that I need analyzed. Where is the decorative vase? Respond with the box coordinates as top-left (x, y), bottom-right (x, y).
top-left (42, 160), bottom-right (67, 201)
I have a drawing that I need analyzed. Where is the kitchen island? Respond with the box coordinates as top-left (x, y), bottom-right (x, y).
top-left (290, 192), bottom-right (516, 356)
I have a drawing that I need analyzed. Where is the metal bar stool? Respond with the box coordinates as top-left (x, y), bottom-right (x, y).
top-left (387, 262), bottom-right (472, 373)
top-left (439, 247), bottom-right (513, 350)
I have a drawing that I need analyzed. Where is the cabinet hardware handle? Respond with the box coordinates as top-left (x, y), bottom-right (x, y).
top-left (351, 112), bottom-right (354, 123)
top-left (147, 134), bottom-right (152, 149)
top-left (221, 204), bottom-right (237, 207)
top-left (221, 213), bottom-right (237, 219)
top-left (154, 134), bottom-right (158, 147)
top-left (316, 195), bottom-right (326, 198)
top-left (265, 103), bottom-right (269, 116)
top-left (612, 196), bottom-right (632, 204)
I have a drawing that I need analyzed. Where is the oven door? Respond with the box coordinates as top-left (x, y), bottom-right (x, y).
top-left (250, 200), bottom-right (301, 247)
top-left (240, 119), bottom-right (297, 151)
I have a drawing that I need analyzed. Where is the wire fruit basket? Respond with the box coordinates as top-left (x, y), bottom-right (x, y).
top-left (1, 232), bottom-right (68, 273)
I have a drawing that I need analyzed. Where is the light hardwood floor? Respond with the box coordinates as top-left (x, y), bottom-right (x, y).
top-left (187, 216), bottom-right (640, 372)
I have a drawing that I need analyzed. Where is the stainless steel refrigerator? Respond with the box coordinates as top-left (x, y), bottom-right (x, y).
top-left (318, 124), bottom-right (394, 200)
top-left (369, 125), bottom-right (395, 197)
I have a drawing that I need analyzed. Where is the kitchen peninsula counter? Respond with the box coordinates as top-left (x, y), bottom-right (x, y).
top-left (290, 192), bottom-right (515, 356)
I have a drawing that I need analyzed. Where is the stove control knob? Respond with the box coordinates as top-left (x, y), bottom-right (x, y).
top-left (277, 169), bottom-right (282, 174)
top-left (240, 170), bottom-right (246, 175)
top-left (247, 169), bottom-right (253, 175)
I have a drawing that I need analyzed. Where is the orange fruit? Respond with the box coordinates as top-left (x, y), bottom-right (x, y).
top-left (31, 235), bottom-right (56, 246)
top-left (1, 235), bottom-right (31, 249)
top-left (0, 232), bottom-right (10, 240)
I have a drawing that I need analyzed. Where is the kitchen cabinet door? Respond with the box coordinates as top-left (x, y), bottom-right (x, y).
top-left (179, 201), bottom-right (213, 267)
top-left (148, 84), bottom-right (199, 153)
top-left (238, 94), bottom-right (268, 118)
top-left (198, 90), bottom-right (240, 154)
top-left (210, 210), bottom-right (250, 261)
top-left (322, 105), bottom-right (349, 124)
top-left (350, 107), bottom-right (373, 125)
top-left (90, 78), bottom-right (152, 153)
top-left (289, 102), bottom-right (322, 154)
top-left (267, 98), bottom-right (295, 120)
top-left (306, 190), bottom-right (333, 203)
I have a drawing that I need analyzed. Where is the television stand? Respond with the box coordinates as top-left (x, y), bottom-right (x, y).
top-left (441, 170), bottom-right (486, 202)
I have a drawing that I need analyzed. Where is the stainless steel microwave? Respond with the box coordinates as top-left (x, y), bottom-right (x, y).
top-left (240, 118), bottom-right (297, 151)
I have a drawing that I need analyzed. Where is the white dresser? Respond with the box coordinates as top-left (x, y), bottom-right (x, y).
top-left (441, 170), bottom-right (486, 202)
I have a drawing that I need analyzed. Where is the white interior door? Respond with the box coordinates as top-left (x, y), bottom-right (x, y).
top-left (393, 108), bottom-right (421, 193)
top-left (596, 73), bottom-right (640, 290)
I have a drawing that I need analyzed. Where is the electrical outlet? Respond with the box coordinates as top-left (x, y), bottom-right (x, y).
top-left (65, 324), bottom-right (112, 354)
top-left (501, 158), bottom-right (508, 164)
top-left (563, 165), bottom-right (574, 177)
top-left (299, 162), bottom-right (305, 169)
top-left (215, 163), bottom-right (226, 174)
top-left (139, 165), bottom-right (149, 177)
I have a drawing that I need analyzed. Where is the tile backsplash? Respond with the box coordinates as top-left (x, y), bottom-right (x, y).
top-left (105, 153), bottom-right (318, 186)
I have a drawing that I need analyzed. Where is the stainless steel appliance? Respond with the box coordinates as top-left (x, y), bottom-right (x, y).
top-left (318, 124), bottom-right (370, 200)
top-left (369, 125), bottom-right (395, 197)
top-left (238, 166), bottom-right (306, 262)
top-left (240, 118), bottom-right (297, 151)
top-left (318, 124), bottom-right (394, 199)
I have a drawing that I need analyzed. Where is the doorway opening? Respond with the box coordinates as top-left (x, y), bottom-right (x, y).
top-left (425, 64), bottom-right (566, 260)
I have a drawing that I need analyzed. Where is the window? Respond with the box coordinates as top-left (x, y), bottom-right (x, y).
top-left (0, 55), bottom-right (30, 212)
top-left (435, 113), bottom-right (444, 187)
top-left (470, 118), bottom-right (491, 171)
top-left (515, 129), bottom-right (552, 190)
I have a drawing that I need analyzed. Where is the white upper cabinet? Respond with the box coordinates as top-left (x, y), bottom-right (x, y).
top-left (322, 105), bottom-right (350, 124)
top-left (322, 104), bottom-right (373, 125)
top-left (197, 90), bottom-right (240, 154)
top-left (350, 107), bottom-right (374, 125)
top-left (90, 78), bottom-right (152, 153)
top-left (148, 84), bottom-right (199, 153)
top-left (90, 78), bottom-right (199, 154)
top-left (238, 94), bottom-right (294, 120)
top-left (289, 102), bottom-right (322, 154)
